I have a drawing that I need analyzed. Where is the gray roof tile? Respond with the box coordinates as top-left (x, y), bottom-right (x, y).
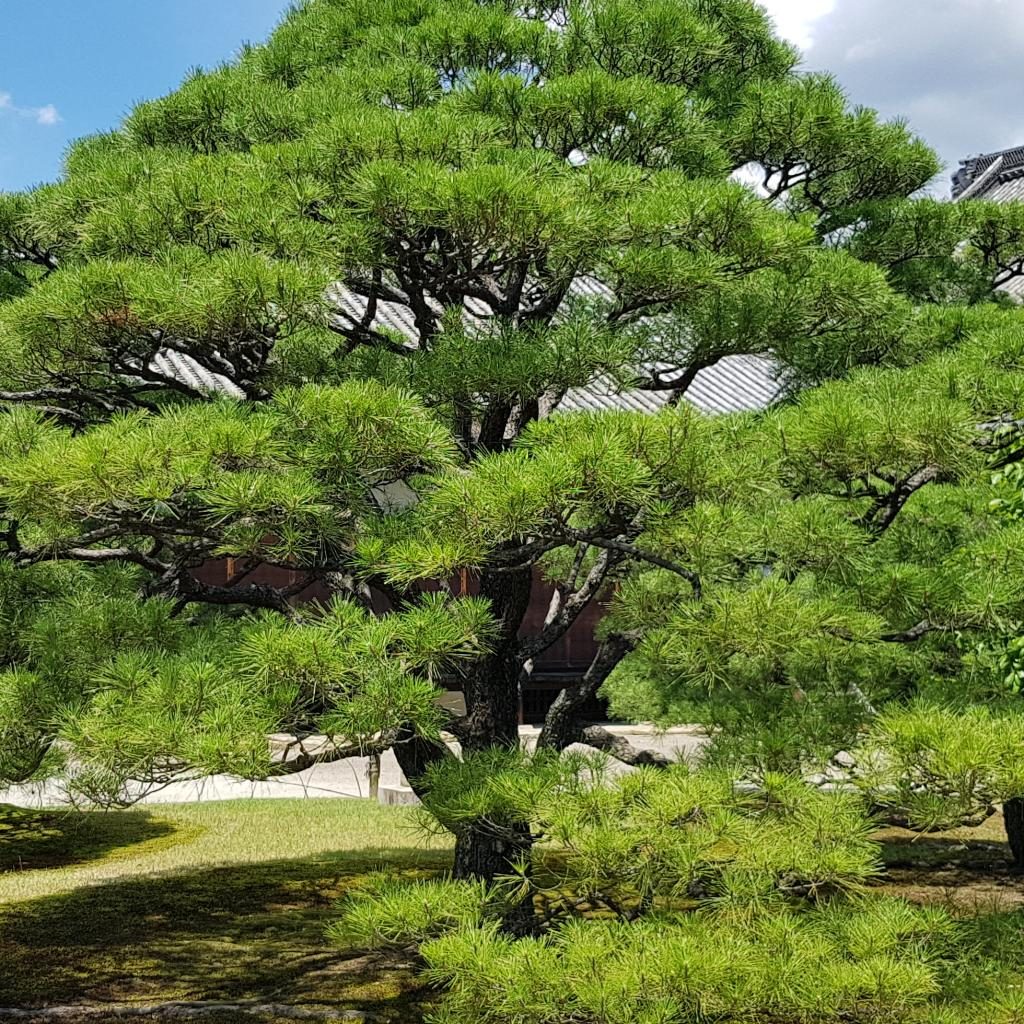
top-left (152, 278), bottom-right (783, 417)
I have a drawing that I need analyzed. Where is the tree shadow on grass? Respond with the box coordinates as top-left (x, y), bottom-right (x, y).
top-left (874, 830), bottom-right (1024, 913)
top-left (0, 845), bottom-right (452, 1022)
top-left (0, 805), bottom-right (180, 873)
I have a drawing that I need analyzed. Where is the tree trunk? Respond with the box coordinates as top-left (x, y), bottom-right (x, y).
top-left (455, 822), bottom-right (537, 936)
top-left (459, 567), bottom-right (533, 753)
top-left (454, 824), bottom-right (531, 880)
top-left (389, 726), bottom-right (452, 795)
top-left (1005, 798), bottom-right (1024, 869)
top-left (449, 566), bottom-right (540, 936)
top-left (538, 633), bottom-right (637, 751)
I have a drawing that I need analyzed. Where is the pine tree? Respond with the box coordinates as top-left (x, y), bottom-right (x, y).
top-left (3, 0), bottom-right (1024, 879)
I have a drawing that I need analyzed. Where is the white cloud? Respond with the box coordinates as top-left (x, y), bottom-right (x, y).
top-left (759, 0), bottom-right (836, 50)
top-left (34, 104), bottom-right (60, 126)
top-left (800, 0), bottom-right (1024, 192)
top-left (0, 90), bottom-right (61, 126)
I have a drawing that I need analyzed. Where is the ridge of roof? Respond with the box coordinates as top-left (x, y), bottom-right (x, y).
top-left (953, 144), bottom-right (1024, 199)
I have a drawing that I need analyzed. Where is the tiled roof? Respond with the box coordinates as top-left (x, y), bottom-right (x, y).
top-left (951, 144), bottom-right (1024, 301)
top-left (150, 349), bottom-right (245, 398)
top-left (157, 277), bottom-right (784, 417)
top-left (976, 174), bottom-right (1024, 205)
top-left (560, 355), bottom-right (780, 416)
top-left (953, 145), bottom-right (1024, 200)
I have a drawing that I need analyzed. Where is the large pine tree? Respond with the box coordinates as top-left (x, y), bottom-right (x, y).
top-left (4, 0), bottom-right (1024, 878)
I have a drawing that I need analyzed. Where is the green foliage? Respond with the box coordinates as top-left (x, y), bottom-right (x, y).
top-left (6, 4), bottom-right (1024, 1020)
top-left (28, 592), bottom-right (494, 803)
top-left (0, 562), bottom-right (197, 787)
top-left (330, 766), bottom-right (990, 1024)
top-left (538, 766), bottom-right (881, 913)
top-left (1, 0), bottom-right (1024, 902)
top-left (855, 702), bottom-right (1024, 830)
top-left (734, 73), bottom-right (939, 219)
top-left (421, 901), bottom-right (954, 1024)
top-left (0, 380), bottom-right (455, 562)
top-left (406, 755), bottom-right (880, 917)
top-left (328, 875), bottom-right (490, 949)
top-left (0, 249), bottom-right (329, 401)
top-left (0, 0), bottom-right (961, 416)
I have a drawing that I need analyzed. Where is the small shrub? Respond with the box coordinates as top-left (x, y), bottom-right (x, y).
top-left (420, 899), bottom-right (955, 1024)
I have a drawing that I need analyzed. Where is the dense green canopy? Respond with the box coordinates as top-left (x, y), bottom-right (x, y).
top-left (1, 0), bottom-right (1024, 885)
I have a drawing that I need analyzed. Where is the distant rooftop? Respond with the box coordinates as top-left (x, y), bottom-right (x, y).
top-left (162, 278), bottom-right (783, 419)
top-left (952, 144), bottom-right (1024, 201)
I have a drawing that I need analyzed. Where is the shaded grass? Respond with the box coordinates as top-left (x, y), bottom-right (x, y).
top-left (0, 804), bottom-right (184, 874)
top-left (0, 799), bottom-right (453, 1021)
top-left (874, 810), bottom-right (1024, 917)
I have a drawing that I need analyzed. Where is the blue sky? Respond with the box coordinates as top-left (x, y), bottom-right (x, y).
top-left (3, 2), bottom-right (1023, 196)
top-left (0, 1), bottom-right (290, 191)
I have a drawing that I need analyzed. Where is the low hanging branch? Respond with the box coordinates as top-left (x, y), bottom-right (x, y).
top-left (164, 574), bottom-right (312, 617)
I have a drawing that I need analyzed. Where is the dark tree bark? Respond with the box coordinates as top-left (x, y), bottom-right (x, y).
top-left (390, 725), bottom-right (453, 785)
top-left (1004, 797), bottom-right (1024, 869)
top-left (537, 633), bottom-right (638, 752)
top-left (453, 822), bottom-right (532, 881)
top-left (460, 566), bottom-right (534, 753)
top-left (454, 822), bottom-right (537, 936)
top-left (442, 565), bottom-right (543, 935)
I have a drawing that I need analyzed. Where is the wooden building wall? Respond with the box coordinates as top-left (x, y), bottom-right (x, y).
top-left (194, 558), bottom-right (610, 724)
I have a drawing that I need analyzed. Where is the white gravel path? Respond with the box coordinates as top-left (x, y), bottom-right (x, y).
top-left (0, 726), bottom-right (707, 809)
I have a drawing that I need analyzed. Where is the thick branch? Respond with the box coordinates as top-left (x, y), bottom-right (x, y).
top-left (880, 619), bottom-right (941, 644)
top-left (16, 529), bottom-right (171, 574)
top-left (565, 530), bottom-right (702, 598)
top-left (44, 546), bottom-right (170, 573)
top-left (163, 575), bottom-right (310, 616)
top-left (537, 632), bottom-right (640, 751)
top-left (518, 548), bottom-right (620, 661)
top-left (267, 731), bottom-right (398, 775)
top-left (389, 723), bottom-right (456, 794)
top-left (859, 465), bottom-right (941, 538)
top-left (0, 386), bottom-right (124, 417)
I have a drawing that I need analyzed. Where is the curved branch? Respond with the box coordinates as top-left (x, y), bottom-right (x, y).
top-left (267, 730), bottom-right (399, 775)
top-left (565, 530), bottom-right (702, 599)
top-left (518, 548), bottom-right (620, 661)
top-left (880, 619), bottom-right (942, 644)
top-left (41, 546), bottom-right (170, 574)
top-left (859, 465), bottom-right (941, 538)
top-left (537, 632), bottom-right (641, 752)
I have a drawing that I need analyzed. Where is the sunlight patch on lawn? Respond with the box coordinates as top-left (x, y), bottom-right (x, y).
top-left (0, 798), bottom-right (450, 904)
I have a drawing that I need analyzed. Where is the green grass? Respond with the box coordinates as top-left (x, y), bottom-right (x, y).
top-left (4, 800), bottom-right (1023, 1024)
top-left (0, 799), bottom-right (453, 1021)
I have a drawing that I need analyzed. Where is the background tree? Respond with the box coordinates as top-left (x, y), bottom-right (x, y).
top-left (3, 0), bottom-right (1024, 879)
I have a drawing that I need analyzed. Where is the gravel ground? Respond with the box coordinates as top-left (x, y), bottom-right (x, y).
top-left (0, 725), bottom-right (707, 809)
